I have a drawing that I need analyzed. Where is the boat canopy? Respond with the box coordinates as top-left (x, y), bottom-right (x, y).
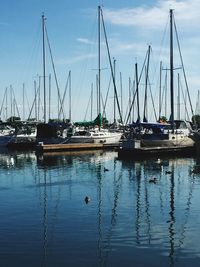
top-left (131, 122), bottom-right (171, 129)
top-left (74, 113), bottom-right (102, 127)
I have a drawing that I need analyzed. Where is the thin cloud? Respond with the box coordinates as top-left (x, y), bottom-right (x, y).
top-left (56, 53), bottom-right (96, 65)
top-left (77, 38), bottom-right (95, 45)
top-left (103, 0), bottom-right (200, 30)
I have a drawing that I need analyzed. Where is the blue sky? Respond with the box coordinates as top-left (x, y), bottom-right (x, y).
top-left (0, 0), bottom-right (199, 122)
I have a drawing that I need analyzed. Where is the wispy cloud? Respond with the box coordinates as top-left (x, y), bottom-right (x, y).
top-left (56, 53), bottom-right (96, 65)
top-left (77, 38), bottom-right (95, 45)
top-left (103, 0), bottom-right (200, 30)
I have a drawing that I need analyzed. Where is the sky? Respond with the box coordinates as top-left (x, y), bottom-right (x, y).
top-left (0, 0), bottom-right (200, 123)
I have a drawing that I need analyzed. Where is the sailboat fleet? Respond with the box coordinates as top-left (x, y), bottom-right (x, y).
top-left (0, 7), bottom-right (198, 156)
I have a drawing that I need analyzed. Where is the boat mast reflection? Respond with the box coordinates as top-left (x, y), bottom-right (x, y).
top-left (168, 163), bottom-right (175, 267)
top-left (97, 157), bottom-right (123, 267)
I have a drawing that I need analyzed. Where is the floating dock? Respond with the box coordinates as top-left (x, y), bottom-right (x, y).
top-left (118, 145), bottom-right (196, 159)
top-left (36, 142), bottom-right (120, 153)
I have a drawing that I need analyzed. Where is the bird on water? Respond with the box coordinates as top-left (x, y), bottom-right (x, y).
top-left (85, 196), bottom-right (91, 204)
top-left (148, 177), bottom-right (157, 184)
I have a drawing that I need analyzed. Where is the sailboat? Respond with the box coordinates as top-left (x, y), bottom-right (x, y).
top-left (35, 14), bottom-right (71, 145)
top-left (69, 113), bottom-right (122, 144)
top-left (118, 9), bottom-right (195, 157)
top-left (69, 6), bottom-right (122, 145)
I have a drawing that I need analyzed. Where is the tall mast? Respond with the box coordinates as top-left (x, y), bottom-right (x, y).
top-left (48, 74), bottom-right (51, 121)
top-left (91, 83), bottom-right (93, 121)
top-left (23, 83), bottom-right (25, 120)
top-left (34, 80), bottom-right (37, 120)
top-left (42, 13), bottom-right (47, 123)
top-left (120, 72), bottom-right (123, 122)
top-left (170, 9), bottom-right (174, 129)
top-left (143, 45), bottom-right (151, 122)
top-left (69, 70), bottom-right (72, 122)
top-left (135, 63), bottom-right (140, 124)
top-left (113, 58), bottom-right (116, 123)
top-left (177, 73), bottom-right (180, 120)
top-left (159, 61), bottom-right (162, 119)
top-left (98, 6), bottom-right (101, 115)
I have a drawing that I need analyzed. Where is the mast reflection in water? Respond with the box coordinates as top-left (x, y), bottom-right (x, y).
top-left (0, 150), bottom-right (200, 266)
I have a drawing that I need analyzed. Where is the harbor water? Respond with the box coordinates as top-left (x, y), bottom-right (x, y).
top-left (0, 149), bottom-right (200, 266)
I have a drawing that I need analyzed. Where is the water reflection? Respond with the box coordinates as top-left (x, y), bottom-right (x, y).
top-left (0, 150), bottom-right (36, 170)
top-left (0, 150), bottom-right (200, 266)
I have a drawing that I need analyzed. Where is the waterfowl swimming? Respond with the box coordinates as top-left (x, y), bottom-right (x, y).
top-left (104, 167), bottom-right (109, 172)
top-left (149, 177), bottom-right (157, 184)
top-left (165, 170), bottom-right (172, 174)
top-left (84, 196), bottom-right (91, 204)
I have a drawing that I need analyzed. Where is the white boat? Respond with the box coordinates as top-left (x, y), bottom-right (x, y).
top-left (70, 128), bottom-right (122, 144)
top-left (136, 120), bottom-right (194, 148)
top-left (118, 121), bottom-right (195, 158)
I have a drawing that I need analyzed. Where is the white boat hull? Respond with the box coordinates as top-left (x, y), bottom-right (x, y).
top-left (70, 132), bottom-right (122, 144)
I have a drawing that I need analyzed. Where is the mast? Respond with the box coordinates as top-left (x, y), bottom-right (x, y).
top-left (34, 80), bottom-right (37, 120)
top-left (170, 9), bottom-right (174, 130)
top-left (159, 61), bottom-right (162, 119)
top-left (48, 74), bottom-right (51, 121)
top-left (98, 5), bottom-right (101, 115)
top-left (5, 87), bottom-right (8, 120)
top-left (91, 83), bottom-right (93, 121)
top-left (177, 73), bottom-right (180, 120)
top-left (23, 83), bottom-right (25, 121)
top-left (42, 13), bottom-right (47, 123)
top-left (135, 63), bottom-right (140, 124)
top-left (69, 70), bottom-right (72, 122)
top-left (120, 72), bottom-right (123, 121)
top-left (143, 45), bottom-right (151, 122)
top-left (100, 6), bottom-right (123, 124)
top-left (129, 77), bottom-right (131, 124)
top-left (113, 58), bottom-right (116, 123)
top-left (10, 85), bottom-right (13, 120)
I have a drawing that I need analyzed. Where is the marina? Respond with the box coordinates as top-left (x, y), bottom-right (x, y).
top-left (1, 1), bottom-right (200, 266)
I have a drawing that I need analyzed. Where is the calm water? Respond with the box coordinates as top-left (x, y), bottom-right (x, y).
top-left (0, 149), bottom-right (200, 267)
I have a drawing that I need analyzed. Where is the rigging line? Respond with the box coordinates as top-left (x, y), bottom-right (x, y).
top-left (11, 87), bottom-right (21, 118)
top-left (148, 75), bottom-right (158, 121)
top-left (125, 50), bottom-right (148, 124)
top-left (44, 24), bottom-right (65, 119)
top-left (0, 88), bottom-right (7, 117)
top-left (102, 75), bottom-right (112, 119)
top-left (84, 93), bottom-right (91, 121)
top-left (101, 91), bottom-right (107, 120)
top-left (28, 81), bottom-right (41, 120)
top-left (180, 77), bottom-right (190, 120)
top-left (58, 71), bottom-right (70, 118)
top-left (160, 70), bottom-right (168, 116)
top-left (124, 77), bottom-right (135, 123)
top-left (125, 77), bottom-right (138, 125)
top-left (151, 15), bottom-right (169, 86)
top-left (143, 45), bottom-right (151, 121)
top-left (24, 88), bottom-right (31, 115)
top-left (173, 15), bottom-right (194, 117)
top-left (100, 7), bottom-right (123, 124)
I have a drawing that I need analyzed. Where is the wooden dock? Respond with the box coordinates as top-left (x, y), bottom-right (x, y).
top-left (118, 145), bottom-right (196, 159)
top-left (36, 142), bottom-right (120, 153)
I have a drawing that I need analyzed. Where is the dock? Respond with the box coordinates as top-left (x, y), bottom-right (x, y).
top-left (36, 142), bottom-right (120, 153)
top-left (118, 145), bottom-right (196, 159)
